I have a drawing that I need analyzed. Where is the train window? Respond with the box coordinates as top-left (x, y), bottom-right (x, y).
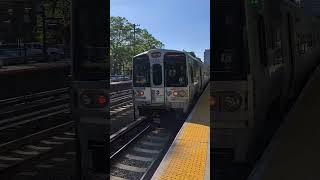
top-left (193, 60), bottom-right (199, 83)
top-left (133, 55), bottom-right (150, 87)
top-left (225, 16), bottom-right (233, 25)
top-left (190, 64), bottom-right (194, 83)
top-left (258, 16), bottom-right (267, 66)
top-left (164, 53), bottom-right (187, 87)
top-left (152, 64), bottom-right (162, 86)
top-left (275, 30), bottom-right (281, 49)
top-left (299, 42), bottom-right (306, 54)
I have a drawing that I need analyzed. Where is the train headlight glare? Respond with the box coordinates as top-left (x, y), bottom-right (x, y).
top-left (173, 91), bottom-right (179, 96)
top-left (172, 90), bottom-right (187, 97)
top-left (136, 90), bottom-right (144, 96)
top-left (223, 94), bottom-right (242, 112)
top-left (210, 96), bottom-right (216, 107)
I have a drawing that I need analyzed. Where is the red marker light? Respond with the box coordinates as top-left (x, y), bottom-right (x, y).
top-left (210, 96), bottom-right (216, 107)
top-left (98, 95), bottom-right (107, 105)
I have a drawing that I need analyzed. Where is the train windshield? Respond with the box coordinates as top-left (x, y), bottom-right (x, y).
top-left (133, 55), bottom-right (150, 87)
top-left (164, 53), bottom-right (187, 87)
top-left (212, 0), bottom-right (248, 80)
top-left (152, 64), bottom-right (162, 86)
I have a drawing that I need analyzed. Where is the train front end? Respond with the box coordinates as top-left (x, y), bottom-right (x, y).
top-left (132, 50), bottom-right (190, 118)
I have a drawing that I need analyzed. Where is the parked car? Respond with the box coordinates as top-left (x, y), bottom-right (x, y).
top-left (24, 43), bottom-right (65, 60)
top-left (124, 76), bottom-right (130, 81)
top-left (47, 46), bottom-right (64, 60)
top-left (111, 75), bottom-right (119, 82)
top-left (24, 43), bottom-right (43, 56)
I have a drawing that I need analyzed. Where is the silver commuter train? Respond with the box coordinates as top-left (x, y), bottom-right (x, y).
top-left (212, 0), bottom-right (320, 165)
top-left (132, 49), bottom-right (209, 118)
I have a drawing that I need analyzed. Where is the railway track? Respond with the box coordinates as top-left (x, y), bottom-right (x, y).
top-left (0, 121), bottom-right (75, 178)
top-left (0, 88), bottom-right (71, 144)
top-left (0, 84), bottom-right (178, 179)
top-left (109, 89), bottom-right (173, 180)
top-left (110, 89), bottom-right (133, 108)
top-left (109, 117), bottom-right (174, 180)
top-left (0, 88), bottom-right (70, 129)
top-left (109, 88), bottom-right (206, 180)
top-left (0, 87), bottom-right (133, 176)
top-left (0, 87), bottom-right (133, 142)
top-left (0, 84), bottom-right (201, 179)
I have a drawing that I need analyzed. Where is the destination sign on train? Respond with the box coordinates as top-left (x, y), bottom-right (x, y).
top-left (151, 52), bottom-right (161, 58)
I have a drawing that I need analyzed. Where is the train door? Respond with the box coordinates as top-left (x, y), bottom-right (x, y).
top-left (133, 55), bottom-right (152, 104)
top-left (193, 60), bottom-right (199, 95)
top-left (187, 56), bottom-right (195, 102)
top-left (246, 0), bottom-right (287, 163)
top-left (282, 12), bottom-right (295, 99)
top-left (200, 64), bottom-right (203, 90)
top-left (150, 52), bottom-right (165, 105)
top-left (196, 61), bottom-right (202, 93)
top-left (164, 53), bottom-right (189, 109)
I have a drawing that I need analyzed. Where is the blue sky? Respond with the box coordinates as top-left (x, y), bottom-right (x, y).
top-left (110, 0), bottom-right (210, 60)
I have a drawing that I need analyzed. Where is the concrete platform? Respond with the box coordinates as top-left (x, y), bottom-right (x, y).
top-left (151, 85), bottom-right (210, 180)
top-left (248, 65), bottom-right (320, 179)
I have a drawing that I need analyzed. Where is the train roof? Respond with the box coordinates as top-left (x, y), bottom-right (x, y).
top-left (134, 49), bottom-right (202, 62)
top-left (134, 49), bottom-right (182, 57)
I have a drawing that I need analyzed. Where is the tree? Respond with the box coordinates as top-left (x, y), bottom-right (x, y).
top-left (35, 0), bottom-right (70, 45)
top-left (110, 16), bottom-right (164, 75)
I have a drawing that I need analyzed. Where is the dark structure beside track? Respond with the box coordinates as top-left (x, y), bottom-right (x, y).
top-left (110, 81), bottom-right (132, 92)
top-left (0, 61), bottom-right (71, 99)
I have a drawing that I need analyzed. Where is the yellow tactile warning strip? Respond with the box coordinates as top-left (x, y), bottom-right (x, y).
top-left (152, 86), bottom-right (210, 180)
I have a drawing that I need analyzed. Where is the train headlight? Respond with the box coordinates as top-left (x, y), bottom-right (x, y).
top-left (136, 90), bottom-right (144, 96)
top-left (173, 91), bottom-right (179, 96)
top-left (172, 90), bottom-right (187, 97)
top-left (139, 91), bottom-right (144, 96)
top-left (222, 93), bottom-right (242, 112)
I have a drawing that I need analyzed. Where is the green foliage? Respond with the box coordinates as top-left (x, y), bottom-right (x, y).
top-left (110, 16), bottom-right (164, 75)
top-left (36, 0), bottom-right (70, 44)
top-left (35, 3), bottom-right (163, 75)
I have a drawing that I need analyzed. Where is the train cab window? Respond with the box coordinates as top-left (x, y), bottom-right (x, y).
top-left (273, 28), bottom-right (284, 64)
top-left (193, 60), bottom-right (199, 83)
top-left (258, 16), bottom-right (267, 66)
top-left (164, 53), bottom-right (187, 87)
top-left (299, 42), bottom-right (306, 54)
top-left (274, 29), bottom-right (282, 49)
top-left (133, 55), bottom-right (150, 87)
top-left (190, 65), bottom-right (194, 83)
top-left (152, 64), bottom-right (162, 86)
